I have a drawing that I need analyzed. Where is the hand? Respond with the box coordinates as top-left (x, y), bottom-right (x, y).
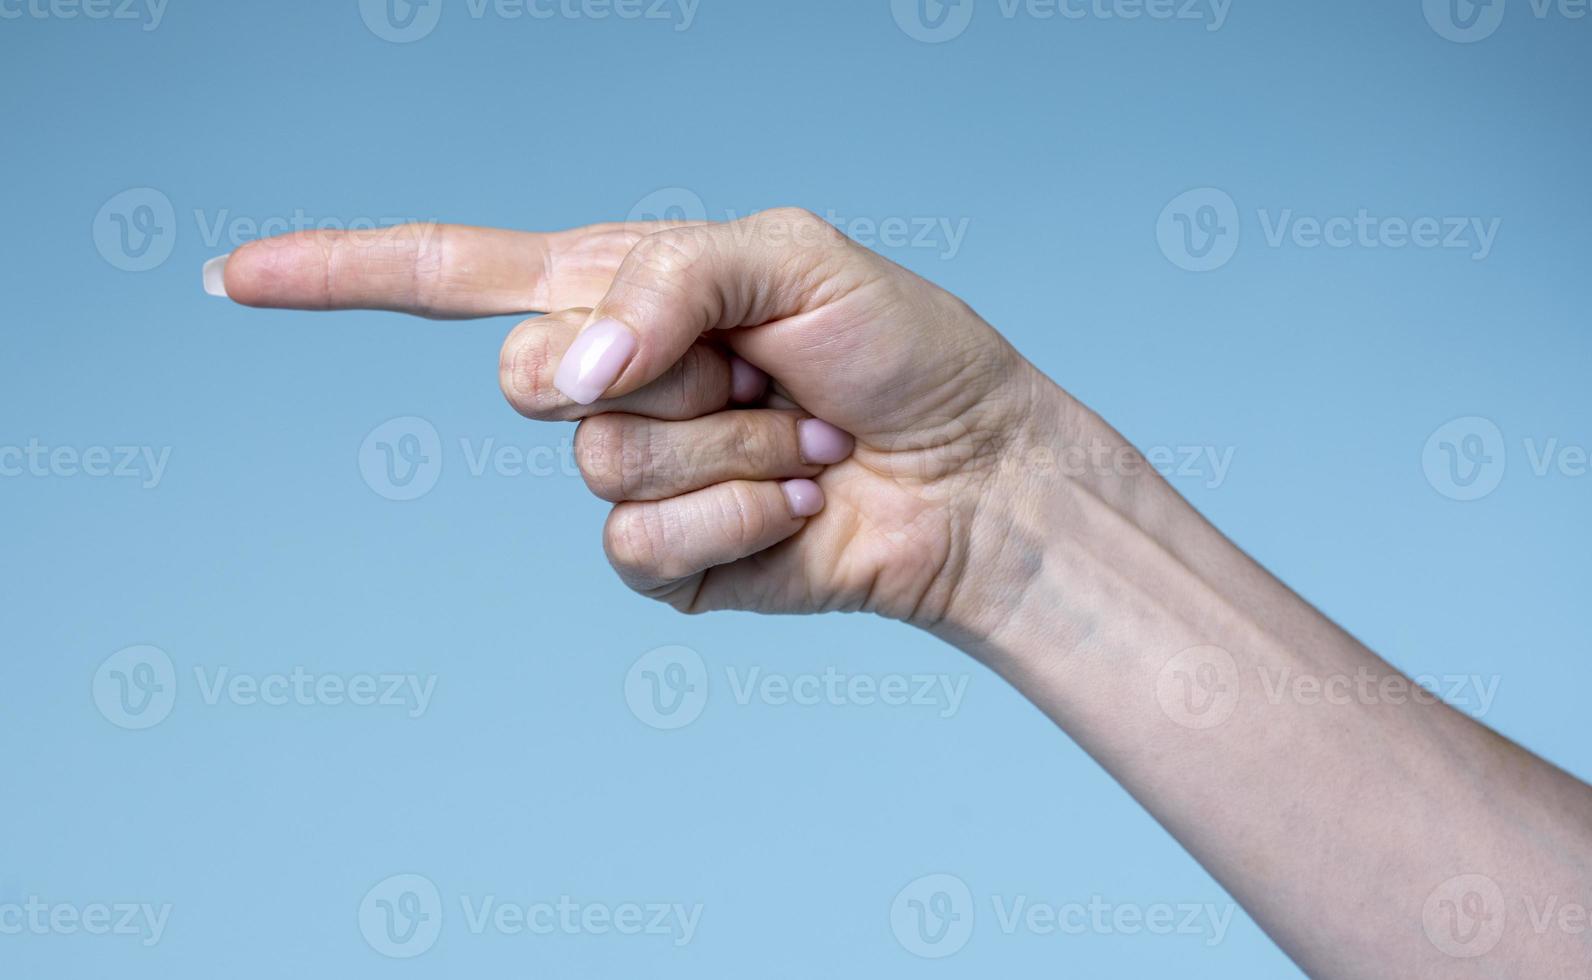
top-left (212, 210), bottom-right (1062, 637)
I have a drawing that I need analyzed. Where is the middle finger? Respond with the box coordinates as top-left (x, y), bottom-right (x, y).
top-left (500, 310), bottom-right (769, 421)
top-left (574, 410), bottom-right (855, 503)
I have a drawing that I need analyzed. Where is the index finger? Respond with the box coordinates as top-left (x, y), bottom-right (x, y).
top-left (204, 220), bottom-right (705, 320)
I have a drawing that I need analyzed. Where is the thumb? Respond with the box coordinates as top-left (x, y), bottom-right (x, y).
top-left (551, 208), bottom-right (873, 405)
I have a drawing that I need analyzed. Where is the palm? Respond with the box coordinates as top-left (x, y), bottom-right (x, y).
top-left (688, 273), bottom-right (1022, 622)
top-left (690, 458), bottom-right (957, 621)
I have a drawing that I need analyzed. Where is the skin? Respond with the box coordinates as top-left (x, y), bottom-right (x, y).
top-left (216, 209), bottom-right (1592, 977)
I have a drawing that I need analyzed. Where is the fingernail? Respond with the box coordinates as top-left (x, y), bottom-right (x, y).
top-left (202, 255), bottom-right (230, 298)
top-left (781, 479), bottom-right (825, 518)
top-left (728, 356), bottom-right (768, 403)
top-left (553, 318), bottom-right (637, 405)
top-left (797, 419), bottom-right (854, 465)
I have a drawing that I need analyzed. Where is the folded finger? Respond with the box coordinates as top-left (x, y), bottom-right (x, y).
top-left (603, 479), bottom-right (825, 599)
top-left (500, 310), bottom-right (764, 421)
top-left (575, 410), bottom-right (854, 503)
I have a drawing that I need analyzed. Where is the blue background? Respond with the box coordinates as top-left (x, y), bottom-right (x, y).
top-left (3, 0), bottom-right (1589, 976)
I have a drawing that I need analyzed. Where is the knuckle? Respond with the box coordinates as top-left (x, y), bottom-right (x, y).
top-left (758, 205), bottom-right (821, 226)
top-left (756, 206), bottom-right (847, 248)
top-left (728, 413), bottom-right (780, 467)
top-left (407, 223), bottom-right (446, 313)
top-left (628, 227), bottom-right (712, 282)
top-left (579, 415), bottom-right (660, 502)
top-left (717, 482), bottom-right (772, 546)
top-left (603, 505), bottom-right (671, 580)
top-left (574, 416), bottom-right (633, 502)
top-left (498, 321), bottom-right (563, 418)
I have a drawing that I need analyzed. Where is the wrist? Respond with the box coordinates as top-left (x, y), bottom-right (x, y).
top-left (916, 366), bottom-right (1079, 648)
top-left (922, 365), bottom-right (1187, 669)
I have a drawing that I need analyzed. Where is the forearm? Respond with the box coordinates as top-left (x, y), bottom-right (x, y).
top-left (943, 372), bottom-right (1592, 978)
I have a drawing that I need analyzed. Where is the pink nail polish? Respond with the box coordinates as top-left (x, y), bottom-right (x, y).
top-left (781, 479), bottom-right (824, 518)
top-left (728, 356), bottom-right (768, 403)
top-left (797, 419), bottom-right (854, 465)
top-left (553, 317), bottom-right (637, 405)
